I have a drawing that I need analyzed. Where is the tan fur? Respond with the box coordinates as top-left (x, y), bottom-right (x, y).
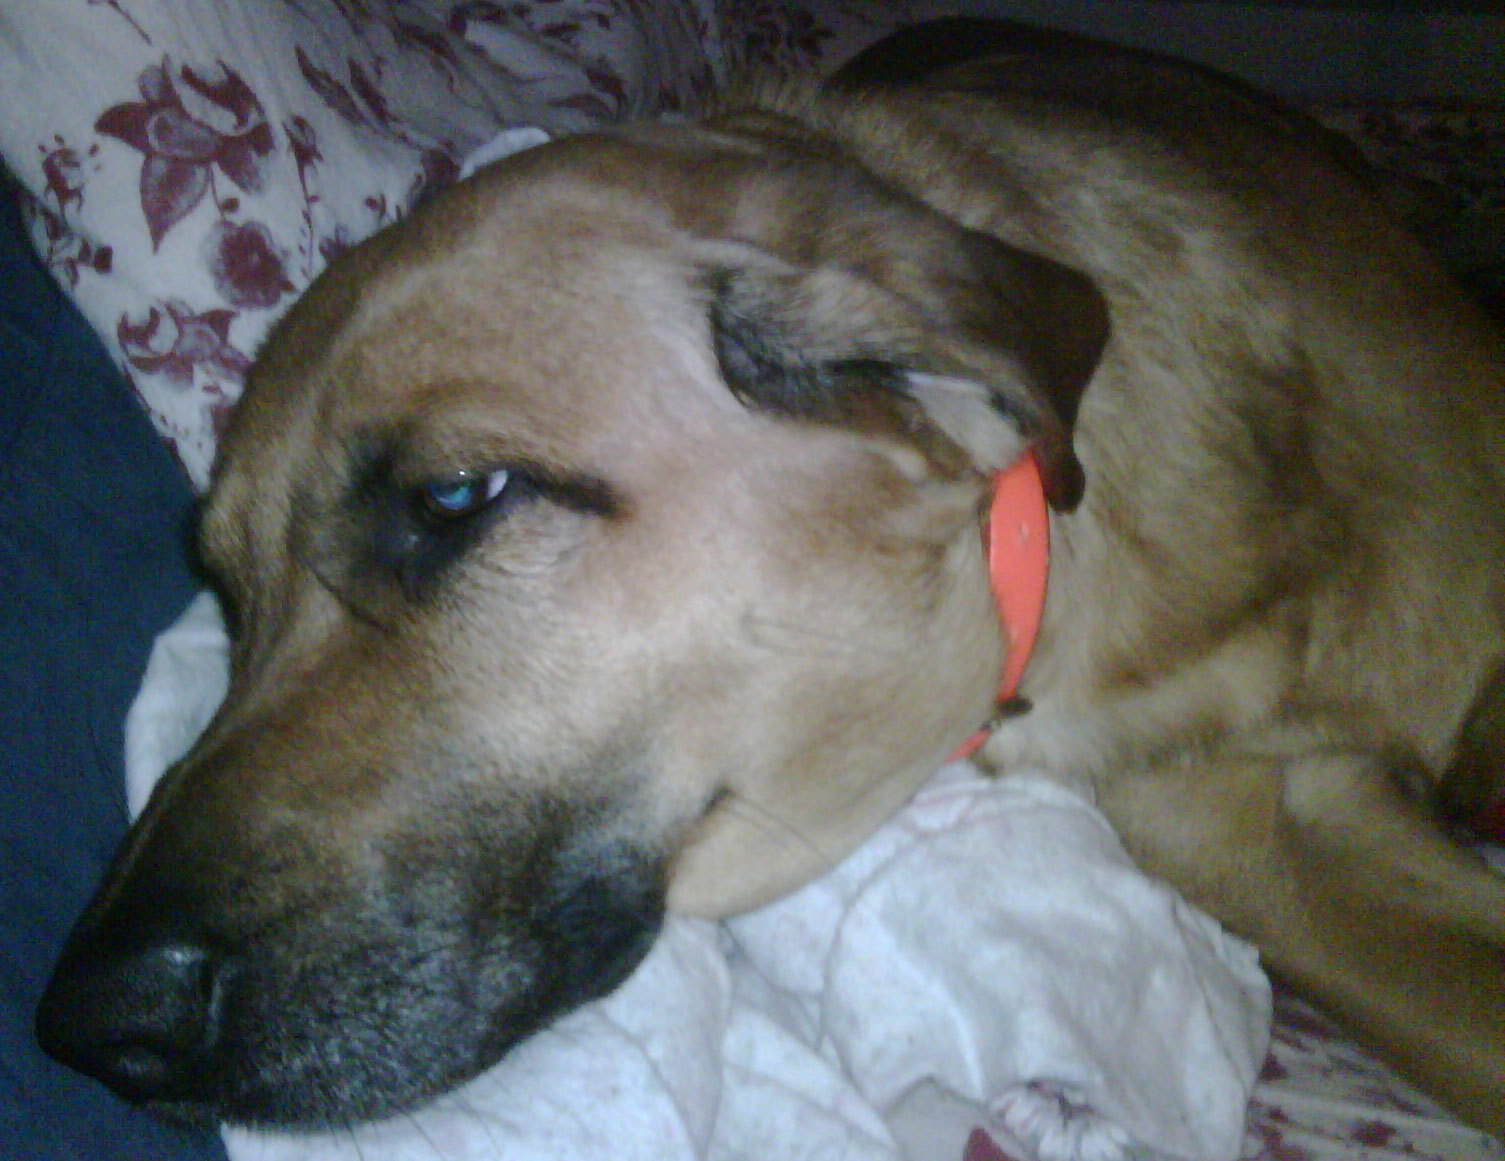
top-left (38, 20), bottom-right (1505, 1136)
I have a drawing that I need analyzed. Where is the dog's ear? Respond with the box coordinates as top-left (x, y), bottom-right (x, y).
top-left (690, 154), bottom-right (1109, 509)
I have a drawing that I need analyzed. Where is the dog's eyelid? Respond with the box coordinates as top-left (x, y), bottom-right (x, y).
top-left (345, 461), bottom-right (624, 605)
top-left (344, 418), bottom-right (628, 516)
top-left (401, 464), bottom-right (624, 522)
top-left (533, 471), bottom-right (627, 520)
top-left (412, 468), bottom-right (517, 525)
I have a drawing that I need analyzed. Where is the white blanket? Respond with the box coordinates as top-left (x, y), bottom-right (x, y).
top-left (126, 592), bottom-right (1270, 1161)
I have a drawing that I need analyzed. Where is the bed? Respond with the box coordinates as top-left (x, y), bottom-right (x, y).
top-left (2, 3), bottom-right (1502, 1160)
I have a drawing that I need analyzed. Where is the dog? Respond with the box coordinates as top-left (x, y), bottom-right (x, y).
top-left (38, 18), bottom-right (1505, 1137)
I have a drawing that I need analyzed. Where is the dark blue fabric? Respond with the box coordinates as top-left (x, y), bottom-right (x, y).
top-left (0, 182), bottom-right (228, 1161)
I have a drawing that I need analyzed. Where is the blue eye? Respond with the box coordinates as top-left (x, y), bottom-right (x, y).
top-left (417, 469), bottom-right (510, 520)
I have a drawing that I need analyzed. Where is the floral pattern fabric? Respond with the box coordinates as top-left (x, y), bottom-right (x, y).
top-left (2, 0), bottom-right (721, 485)
top-left (959, 982), bottom-right (1505, 1161)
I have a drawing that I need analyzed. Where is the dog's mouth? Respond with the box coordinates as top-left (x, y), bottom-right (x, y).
top-left (36, 809), bottom-right (667, 1129)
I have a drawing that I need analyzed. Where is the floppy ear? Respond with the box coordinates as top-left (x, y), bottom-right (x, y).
top-left (691, 147), bottom-right (1109, 510)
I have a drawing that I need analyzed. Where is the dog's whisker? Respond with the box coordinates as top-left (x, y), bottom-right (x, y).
top-left (334, 1113), bottom-right (365, 1161)
top-left (447, 1091), bottom-right (504, 1152)
top-left (438, 1092), bottom-right (508, 1158)
top-left (403, 1108), bottom-right (446, 1160)
top-left (739, 610), bottom-right (909, 661)
top-left (716, 787), bottom-right (840, 879)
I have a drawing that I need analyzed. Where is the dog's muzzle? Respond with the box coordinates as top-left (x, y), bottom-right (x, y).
top-left (34, 807), bottom-right (666, 1127)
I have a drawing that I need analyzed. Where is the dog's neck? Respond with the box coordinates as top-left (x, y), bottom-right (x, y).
top-left (951, 451), bottom-right (1049, 761)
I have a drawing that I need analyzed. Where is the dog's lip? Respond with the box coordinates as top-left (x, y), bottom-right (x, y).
top-left (699, 784), bottom-right (733, 819)
top-left (240, 853), bottom-right (666, 1126)
top-left (146, 947), bottom-right (660, 1129)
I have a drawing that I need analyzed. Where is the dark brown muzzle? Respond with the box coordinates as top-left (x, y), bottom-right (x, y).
top-left (34, 725), bottom-right (668, 1128)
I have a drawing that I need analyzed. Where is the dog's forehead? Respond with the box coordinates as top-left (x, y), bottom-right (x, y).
top-left (217, 132), bottom-right (785, 491)
top-left (236, 174), bottom-right (713, 426)
top-left (301, 193), bottom-right (714, 439)
top-left (202, 155), bottom-right (762, 598)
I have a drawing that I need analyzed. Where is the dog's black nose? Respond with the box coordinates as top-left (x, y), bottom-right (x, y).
top-left (36, 933), bottom-right (227, 1109)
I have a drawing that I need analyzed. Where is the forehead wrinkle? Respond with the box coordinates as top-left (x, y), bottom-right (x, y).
top-left (335, 262), bottom-right (725, 446)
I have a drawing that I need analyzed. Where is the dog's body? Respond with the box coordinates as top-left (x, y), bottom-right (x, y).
top-left (39, 20), bottom-right (1505, 1137)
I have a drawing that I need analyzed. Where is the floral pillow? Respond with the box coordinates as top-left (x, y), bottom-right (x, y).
top-left (0, 0), bottom-right (720, 487)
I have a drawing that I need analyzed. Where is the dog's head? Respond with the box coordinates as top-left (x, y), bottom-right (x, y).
top-left (37, 117), bottom-right (1107, 1128)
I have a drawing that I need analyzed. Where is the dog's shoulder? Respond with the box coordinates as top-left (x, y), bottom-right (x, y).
top-left (823, 18), bottom-right (1369, 179)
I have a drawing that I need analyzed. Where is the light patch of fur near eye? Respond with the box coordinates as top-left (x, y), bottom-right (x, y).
top-left (904, 370), bottom-right (1030, 473)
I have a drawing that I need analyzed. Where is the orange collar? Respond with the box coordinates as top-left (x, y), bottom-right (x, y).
top-left (950, 451), bottom-right (1050, 760)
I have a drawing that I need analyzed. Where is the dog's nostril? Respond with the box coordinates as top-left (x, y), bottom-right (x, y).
top-left (95, 1040), bottom-right (178, 1095)
top-left (37, 936), bottom-right (229, 1107)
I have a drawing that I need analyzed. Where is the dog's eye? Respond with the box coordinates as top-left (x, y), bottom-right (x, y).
top-left (416, 469), bottom-right (511, 521)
